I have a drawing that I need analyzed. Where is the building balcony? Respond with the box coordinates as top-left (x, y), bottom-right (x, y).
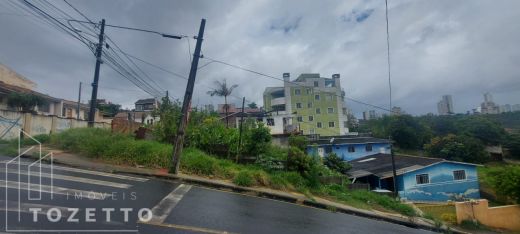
top-left (271, 97), bottom-right (286, 106)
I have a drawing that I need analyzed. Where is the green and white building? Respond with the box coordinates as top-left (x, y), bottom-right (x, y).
top-left (263, 73), bottom-right (349, 136)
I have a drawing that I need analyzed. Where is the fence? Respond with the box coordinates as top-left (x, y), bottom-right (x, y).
top-left (0, 109), bottom-right (109, 139)
top-left (455, 199), bottom-right (520, 231)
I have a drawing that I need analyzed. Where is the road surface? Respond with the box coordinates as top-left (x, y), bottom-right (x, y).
top-left (0, 155), bottom-right (434, 233)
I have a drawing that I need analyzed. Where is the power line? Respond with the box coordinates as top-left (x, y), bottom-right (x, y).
top-left (201, 56), bottom-right (394, 113)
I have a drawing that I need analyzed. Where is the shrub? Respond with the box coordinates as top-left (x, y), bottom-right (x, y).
top-left (323, 153), bottom-right (351, 174)
top-left (484, 165), bottom-right (520, 203)
top-left (233, 171), bottom-right (254, 187)
top-left (440, 213), bottom-right (457, 224)
top-left (288, 135), bottom-right (308, 151)
top-left (287, 147), bottom-right (314, 174)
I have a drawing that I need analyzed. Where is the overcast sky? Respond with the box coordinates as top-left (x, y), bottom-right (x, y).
top-left (1, 0), bottom-right (519, 117)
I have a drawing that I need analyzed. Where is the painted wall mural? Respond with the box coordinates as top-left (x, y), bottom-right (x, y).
top-left (398, 162), bottom-right (480, 202)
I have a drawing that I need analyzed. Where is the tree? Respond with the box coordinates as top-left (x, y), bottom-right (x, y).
top-left (247, 102), bottom-right (258, 109)
top-left (454, 116), bottom-right (505, 145)
top-left (389, 115), bottom-right (431, 149)
top-left (324, 153), bottom-right (351, 174)
top-left (425, 134), bottom-right (489, 163)
top-left (97, 103), bottom-right (121, 117)
top-left (152, 96), bottom-right (181, 143)
top-left (504, 134), bottom-right (520, 159)
top-left (7, 93), bottom-right (47, 113)
top-left (206, 79), bottom-right (238, 128)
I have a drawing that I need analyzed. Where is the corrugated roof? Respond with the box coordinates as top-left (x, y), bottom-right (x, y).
top-left (347, 154), bottom-right (444, 179)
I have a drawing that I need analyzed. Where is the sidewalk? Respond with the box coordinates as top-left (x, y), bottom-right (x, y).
top-left (24, 146), bottom-right (464, 233)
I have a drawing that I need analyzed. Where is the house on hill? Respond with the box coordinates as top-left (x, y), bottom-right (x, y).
top-left (348, 154), bottom-right (480, 202)
top-left (306, 136), bottom-right (392, 160)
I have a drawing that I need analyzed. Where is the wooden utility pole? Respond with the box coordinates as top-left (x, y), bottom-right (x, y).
top-left (171, 19), bottom-right (206, 174)
top-left (77, 82), bottom-right (82, 120)
top-left (236, 97), bottom-right (245, 163)
top-left (88, 19), bottom-right (105, 127)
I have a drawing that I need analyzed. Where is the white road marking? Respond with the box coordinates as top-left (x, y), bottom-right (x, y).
top-left (0, 168), bottom-right (132, 189)
top-left (148, 184), bottom-right (192, 224)
top-left (1, 180), bottom-right (112, 200)
top-left (1, 200), bottom-right (72, 217)
top-left (1, 161), bottom-right (148, 182)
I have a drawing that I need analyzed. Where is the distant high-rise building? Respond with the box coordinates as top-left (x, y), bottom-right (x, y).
top-left (512, 104), bottom-right (520, 112)
top-left (499, 104), bottom-right (512, 113)
top-left (481, 92), bottom-right (499, 114)
top-left (391, 106), bottom-right (403, 115)
top-left (362, 110), bottom-right (377, 120)
top-left (437, 95), bottom-right (454, 115)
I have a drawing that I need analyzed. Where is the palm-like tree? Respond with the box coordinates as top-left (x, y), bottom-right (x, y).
top-left (207, 79), bottom-right (238, 127)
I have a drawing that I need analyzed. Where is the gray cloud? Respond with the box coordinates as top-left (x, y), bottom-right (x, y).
top-left (0, 0), bottom-right (519, 116)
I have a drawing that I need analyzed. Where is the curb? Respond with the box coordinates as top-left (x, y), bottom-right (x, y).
top-left (22, 153), bottom-right (466, 234)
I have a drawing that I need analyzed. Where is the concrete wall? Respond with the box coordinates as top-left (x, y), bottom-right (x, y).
top-left (455, 199), bottom-right (520, 231)
top-left (398, 162), bottom-right (480, 202)
top-left (0, 110), bottom-right (109, 140)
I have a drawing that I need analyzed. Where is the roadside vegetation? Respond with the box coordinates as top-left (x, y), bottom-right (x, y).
top-left (0, 123), bottom-right (416, 217)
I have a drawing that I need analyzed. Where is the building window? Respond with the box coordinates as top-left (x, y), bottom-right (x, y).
top-left (266, 118), bottom-right (275, 126)
top-left (327, 107), bottom-right (334, 113)
top-left (326, 95), bottom-right (333, 101)
top-left (316, 108), bottom-right (321, 114)
top-left (348, 146), bottom-right (355, 152)
top-left (453, 170), bottom-right (466, 180)
top-left (297, 116), bottom-right (303, 122)
top-left (365, 144), bottom-right (373, 152)
top-left (306, 88), bottom-right (312, 94)
top-left (295, 89), bottom-right (301, 95)
top-left (325, 146), bottom-right (332, 154)
top-left (416, 174), bottom-right (430, 184)
top-left (309, 128), bottom-right (315, 134)
top-left (315, 94), bottom-right (320, 100)
top-left (314, 81), bottom-right (319, 87)
top-left (317, 122), bottom-right (322, 128)
top-left (308, 116), bottom-right (314, 121)
top-left (343, 121), bottom-right (348, 128)
top-left (328, 121), bottom-right (335, 127)
top-left (296, 103), bottom-right (302, 108)
top-left (307, 102), bottom-right (313, 108)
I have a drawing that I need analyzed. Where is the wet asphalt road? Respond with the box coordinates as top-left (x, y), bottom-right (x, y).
top-left (0, 155), bottom-right (434, 233)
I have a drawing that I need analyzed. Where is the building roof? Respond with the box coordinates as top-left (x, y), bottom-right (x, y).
top-left (62, 99), bottom-right (89, 110)
top-left (294, 73), bottom-right (320, 82)
top-left (263, 87), bottom-right (284, 95)
top-left (135, 98), bottom-right (157, 105)
top-left (308, 136), bottom-right (391, 146)
top-left (347, 154), bottom-right (477, 179)
top-left (0, 80), bottom-right (61, 102)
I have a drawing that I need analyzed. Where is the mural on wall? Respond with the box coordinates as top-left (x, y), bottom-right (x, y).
top-left (0, 115), bottom-right (22, 139)
top-left (399, 162), bottom-right (480, 202)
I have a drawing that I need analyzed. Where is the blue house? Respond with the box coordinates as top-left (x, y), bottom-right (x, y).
top-left (348, 154), bottom-right (480, 202)
top-left (306, 136), bottom-right (391, 161)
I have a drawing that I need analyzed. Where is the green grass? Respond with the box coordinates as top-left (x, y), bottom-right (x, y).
top-left (316, 184), bottom-right (417, 216)
top-left (36, 128), bottom-right (418, 217)
top-left (416, 203), bottom-right (456, 224)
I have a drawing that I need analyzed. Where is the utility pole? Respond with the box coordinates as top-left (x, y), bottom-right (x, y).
top-left (390, 142), bottom-right (398, 197)
top-left (171, 19), bottom-right (206, 174)
top-left (88, 19), bottom-right (106, 127)
top-left (236, 97), bottom-right (245, 163)
top-left (77, 82), bottom-right (82, 120)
